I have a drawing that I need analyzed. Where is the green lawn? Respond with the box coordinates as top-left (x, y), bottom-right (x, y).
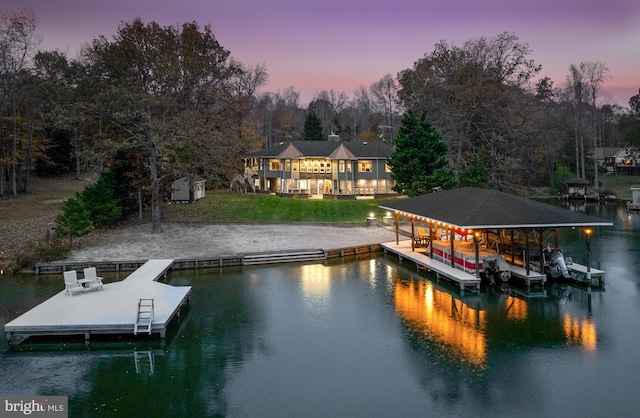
top-left (164, 177), bottom-right (640, 225)
top-left (599, 175), bottom-right (640, 201)
top-left (164, 190), bottom-right (401, 223)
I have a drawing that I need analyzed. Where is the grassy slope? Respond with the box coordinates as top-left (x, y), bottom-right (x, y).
top-left (164, 190), bottom-right (399, 223)
top-left (599, 175), bottom-right (640, 200)
top-left (0, 173), bottom-right (97, 261)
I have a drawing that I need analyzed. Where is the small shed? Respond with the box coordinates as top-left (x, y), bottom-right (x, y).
top-left (564, 178), bottom-right (589, 199)
top-left (171, 177), bottom-right (206, 202)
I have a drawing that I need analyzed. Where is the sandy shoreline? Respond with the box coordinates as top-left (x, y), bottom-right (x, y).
top-left (65, 223), bottom-right (399, 262)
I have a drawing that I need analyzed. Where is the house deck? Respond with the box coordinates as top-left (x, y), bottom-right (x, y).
top-left (4, 259), bottom-right (191, 345)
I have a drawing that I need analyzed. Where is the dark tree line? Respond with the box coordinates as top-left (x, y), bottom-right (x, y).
top-left (1, 8), bottom-right (638, 232)
top-left (396, 32), bottom-right (634, 194)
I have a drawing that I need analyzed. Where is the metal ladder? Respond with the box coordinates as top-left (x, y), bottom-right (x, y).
top-left (134, 298), bottom-right (154, 335)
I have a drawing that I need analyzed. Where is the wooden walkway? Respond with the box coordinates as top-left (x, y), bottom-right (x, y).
top-left (382, 240), bottom-right (482, 292)
top-left (4, 259), bottom-right (191, 345)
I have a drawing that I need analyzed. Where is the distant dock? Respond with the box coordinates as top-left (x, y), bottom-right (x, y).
top-left (4, 259), bottom-right (191, 345)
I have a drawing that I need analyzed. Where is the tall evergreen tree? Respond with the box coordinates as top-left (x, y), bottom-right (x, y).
top-left (303, 112), bottom-right (324, 140)
top-left (387, 110), bottom-right (456, 196)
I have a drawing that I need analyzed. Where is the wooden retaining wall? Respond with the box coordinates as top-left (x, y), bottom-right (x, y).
top-left (34, 244), bottom-right (384, 275)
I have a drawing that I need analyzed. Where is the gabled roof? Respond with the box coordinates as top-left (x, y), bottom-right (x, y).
top-left (277, 143), bottom-right (303, 159)
top-left (329, 144), bottom-right (357, 160)
top-left (379, 187), bottom-right (613, 229)
top-left (614, 148), bottom-right (634, 158)
top-left (249, 140), bottom-right (393, 159)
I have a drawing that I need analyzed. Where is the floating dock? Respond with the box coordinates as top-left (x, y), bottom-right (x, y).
top-left (4, 259), bottom-right (191, 345)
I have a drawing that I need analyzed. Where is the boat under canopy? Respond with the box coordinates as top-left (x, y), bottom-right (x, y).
top-left (379, 187), bottom-right (613, 288)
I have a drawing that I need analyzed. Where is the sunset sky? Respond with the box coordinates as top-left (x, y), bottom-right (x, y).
top-left (6, 0), bottom-right (640, 107)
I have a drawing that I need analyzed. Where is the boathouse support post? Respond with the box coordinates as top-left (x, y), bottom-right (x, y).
top-left (429, 221), bottom-right (434, 259)
top-left (538, 229), bottom-right (544, 274)
top-left (474, 232), bottom-right (480, 278)
top-left (449, 229), bottom-right (455, 269)
top-left (524, 229), bottom-right (531, 276)
top-left (585, 228), bottom-right (592, 285)
top-left (411, 217), bottom-right (415, 251)
top-left (510, 230), bottom-right (515, 264)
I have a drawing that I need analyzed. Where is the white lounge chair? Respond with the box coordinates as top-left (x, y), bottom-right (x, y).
top-left (63, 270), bottom-right (84, 296)
top-left (83, 267), bottom-right (104, 290)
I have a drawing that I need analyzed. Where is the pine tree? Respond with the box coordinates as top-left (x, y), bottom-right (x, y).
top-left (81, 171), bottom-right (123, 226)
top-left (387, 110), bottom-right (456, 196)
top-left (303, 112), bottom-right (324, 140)
top-left (54, 193), bottom-right (93, 247)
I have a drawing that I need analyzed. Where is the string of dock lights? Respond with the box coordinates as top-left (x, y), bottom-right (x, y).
top-left (390, 209), bottom-right (474, 236)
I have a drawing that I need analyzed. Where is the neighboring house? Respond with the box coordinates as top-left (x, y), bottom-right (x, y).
top-left (614, 147), bottom-right (640, 175)
top-left (245, 140), bottom-right (397, 199)
top-left (171, 176), bottom-right (206, 202)
top-left (564, 178), bottom-right (590, 199)
top-left (593, 147), bottom-right (620, 173)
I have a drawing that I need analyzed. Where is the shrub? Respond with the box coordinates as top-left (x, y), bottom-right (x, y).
top-left (54, 193), bottom-right (93, 247)
top-left (35, 241), bottom-right (71, 262)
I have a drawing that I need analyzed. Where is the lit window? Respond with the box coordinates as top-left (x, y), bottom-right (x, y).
top-left (359, 160), bottom-right (372, 172)
top-left (270, 160), bottom-right (281, 170)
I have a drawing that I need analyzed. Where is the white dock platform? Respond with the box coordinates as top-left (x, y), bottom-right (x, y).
top-left (509, 265), bottom-right (547, 288)
top-left (382, 240), bottom-right (481, 292)
top-left (4, 259), bottom-right (191, 344)
top-left (569, 263), bottom-right (605, 287)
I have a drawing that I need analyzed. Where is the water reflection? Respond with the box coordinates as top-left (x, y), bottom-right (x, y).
top-left (393, 274), bottom-right (599, 373)
top-left (394, 279), bottom-right (488, 368)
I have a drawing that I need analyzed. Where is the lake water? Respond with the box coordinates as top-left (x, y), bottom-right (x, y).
top-left (2, 200), bottom-right (640, 417)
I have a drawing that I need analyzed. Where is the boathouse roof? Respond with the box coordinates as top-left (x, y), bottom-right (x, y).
top-left (379, 187), bottom-right (613, 229)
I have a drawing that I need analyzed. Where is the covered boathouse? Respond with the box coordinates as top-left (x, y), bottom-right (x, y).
top-left (379, 187), bottom-right (613, 291)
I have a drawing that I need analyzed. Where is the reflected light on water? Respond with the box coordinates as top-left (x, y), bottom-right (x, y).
top-left (300, 265), bottom-right (331, 314)
top-left (563, 313), bottom-right (597, 352)
top-left (394, 280), bottom-right (487, 368)
top-left (368, 259), bottom-right (377, 288)
top-left (504, 296), bottom-right (528, 321)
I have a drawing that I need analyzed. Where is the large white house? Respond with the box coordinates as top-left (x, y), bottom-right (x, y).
top-left (245, 140), bottom-right (397, 199)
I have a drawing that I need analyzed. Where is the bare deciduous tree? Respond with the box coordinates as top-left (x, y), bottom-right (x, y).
top-left (0, 7), bottom-right (40, 196)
